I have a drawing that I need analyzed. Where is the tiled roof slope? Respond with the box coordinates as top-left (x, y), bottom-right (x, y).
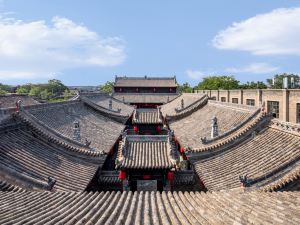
top-left (170, 100), bottom-right (259, 149)
top-left (116, 134), bottom-right (178, 169)
top-left (0, 94), bottom-right (40, 109)
top-left (24, 100), bottom-right (125, 153)
top-left (132, 108), bottom-right (162, 124)
top-left (160, 93), bottom-right (206, 117)
top-left (114, 76), bottom-right (177, 87)
top-left (261, 166), bottom-right (300, 192)
top-left (112, 93), bottom-right (179, 104)
top-left (80, 92), bottom-right (135, 118)
top-left (0, 190), bottom-right (299, 224)
top-left (194, 122), bottom-right (300, 191)
top-left (0, 180), bottom-right (25, 192)
top-left (0, 125), bottom-right (103, 191)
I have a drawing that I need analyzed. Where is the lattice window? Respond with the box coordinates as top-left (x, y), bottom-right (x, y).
top-left (246, 99), bottom-right (255, 106)
top-left (221, 97), bottom-right (226, 102)
top-left (232, 98), bottom-right (238, 104)
top-left (267, 101), bottom-right (279, 118)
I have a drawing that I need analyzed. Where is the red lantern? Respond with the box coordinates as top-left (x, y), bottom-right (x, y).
top-left (119, 170), bottom-right (126, 180)
top-left (143, 175), bottom-right (151, 180)
top-left (133, 126), bottom-right (139, 134)
top-left (167, 171), bottom-right (174, 181)
top-left (180, 147), bottom-right (184, 154)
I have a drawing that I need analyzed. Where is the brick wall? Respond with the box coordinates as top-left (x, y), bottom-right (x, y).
top-left (195, 89), bottom-right (300, 123)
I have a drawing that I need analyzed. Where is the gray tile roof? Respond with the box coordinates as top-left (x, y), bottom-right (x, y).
top-left (160, 93), bottom-right (206, 117)
top-left (0, 125), bottom-right (103, 191)
top-left (80, 92), bottom-right (135, 117)
top-left (24, 101), bottom-right (125, 153)
top-left (194, 124), bottom-right (300, 191)
top-left (169, 100), bottom-right (259, 149)
top-left (114, 76), bottom-right (177, 87)
top-left (112, 93), bottom-right (179, 104)
top-left (0, 190), bottom-right (299, 224)
top-left (116, 134), bottom-right (178, 169)
top-left (132, 108), bottom-right (162, 124)
top-left (0, 94), bottom-right (40, 109)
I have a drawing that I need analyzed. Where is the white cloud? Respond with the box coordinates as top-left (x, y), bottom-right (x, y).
top-left (0, 15), bottom-right (125, 80)
top-left (186, 69), bottom-right (205, 80)
top-left (226, 63), bottom-right (279, 74)
top-left (212, 7), bottom-right (300, 55)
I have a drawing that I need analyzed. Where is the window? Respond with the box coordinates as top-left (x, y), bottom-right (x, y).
top-left (297, 103), bottom-right (300, 123)
top-left (246, 99), bottom-right (255, 106)
top-left (232, 98), bottom-right (238, 104)
top-left (267, 101), bottom-right (279, 118)
top-left (221, 97), bottom-right (226, 102)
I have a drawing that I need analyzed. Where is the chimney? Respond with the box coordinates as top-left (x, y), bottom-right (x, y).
top-left (73, 121), bottom-right (81, 142)
top-left (211, 116), bottom-right (218, 138)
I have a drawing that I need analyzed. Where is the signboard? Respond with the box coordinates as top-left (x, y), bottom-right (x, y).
top-left (137, 180), bottom-right (157, 191)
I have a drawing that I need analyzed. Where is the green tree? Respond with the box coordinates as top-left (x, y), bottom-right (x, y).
top-left (63, 89), bottom-right (75, 99)
top-left (0, 83), bottom-right (12, 93)
top-left (179, 82), bottom-right (193, 93)
top-left (28, 85), bottom-right (43, 98)
top-left (0, 88), bottom-right (8, 95)
top-left (47, 79), bottom-right (68, 97)
top-left (40, 89), bottom-right (52, 100)
top-left (100, 81), bottom-right (114, 93)
top-left (196, 76), bottom-right (240, 90)
top-left (239, 81), bottom-right (267, 89)
top-left (16, 84), bottom-right (32, 94)
top-left (266, 73), bottom-right (300, 89)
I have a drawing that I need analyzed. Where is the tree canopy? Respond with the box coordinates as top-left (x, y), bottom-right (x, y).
top-left (100, 81), bottom-right (114, 93)
top-left (16, 80), bottom-right (69, 100)
top-left (239, 81), bottom-right (267, 89)
top-left (196, 76), bottom-right (240, 90)
top-left (178, 82), bottom-right (193, 93)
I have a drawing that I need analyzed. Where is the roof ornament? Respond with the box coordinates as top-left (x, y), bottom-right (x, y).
top-left (15, 100), bottom-right (23, 112)
top-left (181, 98), bottom-right (184, 109)
top-left (211, 116), bottom-right (219, 138)
top-left (135, 110), bottom-right (139, 120)
top-left (73, 121), bottom-right (81, 142)
top-left (47, 176), bottom-right (56, 191)
top-left (200, 137), bottom-right (207, 144)
top-left (85, 138), bottom-right (91, 147)
top-left (167, 96), bottom-right (170, 102)
top-left (122, 96), bottom-right (125, 102)
top-left (109, 99), bottom-right (113, 110)
top-left (239, 174), bottom-right (250, 188)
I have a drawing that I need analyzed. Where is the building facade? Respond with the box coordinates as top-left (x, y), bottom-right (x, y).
top-left (198, 89), bottom-right (300, 123)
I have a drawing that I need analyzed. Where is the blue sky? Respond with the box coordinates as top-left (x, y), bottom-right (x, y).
top-left (0, 0), bottom-right (299, 86)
